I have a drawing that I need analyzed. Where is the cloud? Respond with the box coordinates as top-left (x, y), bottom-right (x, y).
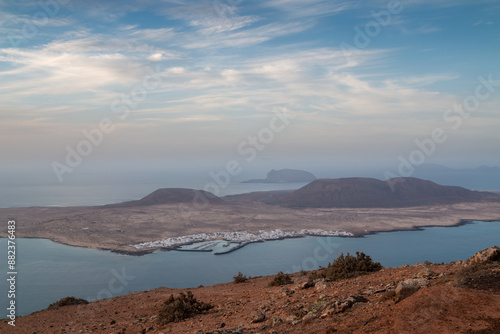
top-left (384, 74), bottom-right (460, 87)
top-left (147, 53), bottom-right (164, 61)
top-left (0, 46), bottom-right (143, 97)
top-left (265, 0), bottom-right (356, 18)
top-left (181, 21), bottom-right (314, 49)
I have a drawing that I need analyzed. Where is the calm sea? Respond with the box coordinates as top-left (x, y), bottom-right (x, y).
top-left (0, 171), bottom-right (309, 208)
top-left (1, 220), bottom-right (499, 317)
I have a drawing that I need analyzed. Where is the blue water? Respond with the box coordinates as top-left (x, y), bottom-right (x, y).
top-left (0, 178), bottom-right (309, 208)
top-left (1, 220), bottom-right (499, 317)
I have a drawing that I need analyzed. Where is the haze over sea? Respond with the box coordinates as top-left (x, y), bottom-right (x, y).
top-left (1, 164), bottom-right (499, 208)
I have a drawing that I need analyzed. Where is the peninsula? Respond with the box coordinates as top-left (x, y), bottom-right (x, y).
top-left (1, 177), bottom-right (499, 254)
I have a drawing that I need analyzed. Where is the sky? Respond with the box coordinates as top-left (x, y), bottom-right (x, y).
top-left (1, 0), bottom-right (499, 183)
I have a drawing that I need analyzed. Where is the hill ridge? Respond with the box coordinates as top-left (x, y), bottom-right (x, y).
top-left (104, 188), bottom-right (224, 208)
top-left (234, 177), bottom-right (498, 208)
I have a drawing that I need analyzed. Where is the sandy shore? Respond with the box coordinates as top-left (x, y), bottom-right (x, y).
top-left (1, 201), bottom-right (499, 254)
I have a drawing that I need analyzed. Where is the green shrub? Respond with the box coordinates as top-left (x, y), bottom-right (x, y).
top-left (157, 291), bottom-right (213, 325)
top-left (311, 252), bottom-right (382, 281)
top-left (47, 296), bottom-right (89, 310)
top-left (268, 271), bottom-right (293, 286)
top-left (233, 272), bottom-right (248, 283)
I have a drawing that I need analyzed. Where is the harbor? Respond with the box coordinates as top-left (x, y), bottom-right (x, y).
top-left (133, 229), bottom-right (353, 255)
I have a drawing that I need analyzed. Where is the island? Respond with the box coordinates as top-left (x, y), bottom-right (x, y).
top-left (242, 168), bottom-right (317, 183)
top-left (1, 177), bottom-right (499, 255)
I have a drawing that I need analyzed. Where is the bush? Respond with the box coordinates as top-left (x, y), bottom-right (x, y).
top-left (268, 271), bottom-right (293, 286)
top-left (311, 252), bottom-right (382, 281)
top-left (47, 296), bottom-right (89, 310)
top-left (157, 291), bottom-right (213, 325)
top-left (233, 272), bottom-right (248, 283)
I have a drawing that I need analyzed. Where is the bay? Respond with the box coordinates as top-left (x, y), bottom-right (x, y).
top-left (1, 220), bottom-right (499, 317)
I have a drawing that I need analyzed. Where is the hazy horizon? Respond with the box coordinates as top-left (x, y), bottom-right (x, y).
top-left (1, 0), bottom-right (499, 187)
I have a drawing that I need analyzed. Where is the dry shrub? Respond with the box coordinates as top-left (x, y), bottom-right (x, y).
top-left (233, 272), bottom-right (248, 284)
top-left (157, 291), bottom-right (213, 325)
top-left (311, 252), bottom-right (382, 281)
top-left (47, 296), bottom-right (89, 310)
top-left (269, 271), bottom-right (293, 286)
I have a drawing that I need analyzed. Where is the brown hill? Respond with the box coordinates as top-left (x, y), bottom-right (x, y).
top-left (104, 188), bottom-right (224, 208)
top-left (231, 177), bottom-right (498, 208)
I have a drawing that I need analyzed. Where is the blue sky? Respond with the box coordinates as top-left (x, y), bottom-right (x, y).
top-left (0, 0), bottom-right (499, 180)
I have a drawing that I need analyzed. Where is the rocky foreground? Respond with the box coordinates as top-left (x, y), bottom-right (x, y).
top-left (3, 247), bottom-right (500, 333)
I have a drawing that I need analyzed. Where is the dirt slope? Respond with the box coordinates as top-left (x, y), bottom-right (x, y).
top-left (3, 247), bottom-right (499, 334)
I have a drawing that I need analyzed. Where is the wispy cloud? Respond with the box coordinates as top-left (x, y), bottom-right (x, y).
top-left (265, 0), bottom-right (356, 18)
top-left (384, 74), bottom-right (459, 87)
top-left (0, 0), bottom-right (498, 165)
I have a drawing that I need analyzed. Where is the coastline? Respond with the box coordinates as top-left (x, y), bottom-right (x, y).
top-left (2, 199), bottom-right (499, 256)
top-left (5, 218), bottom-right (499, 256)
top-left (349, 218), bottom-right (500, 238)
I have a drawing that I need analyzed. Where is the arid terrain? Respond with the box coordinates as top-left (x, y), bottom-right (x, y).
top-left (2, 247), bottom-right (499, 333)
top-left (1, 178), bottom-right (499, 254)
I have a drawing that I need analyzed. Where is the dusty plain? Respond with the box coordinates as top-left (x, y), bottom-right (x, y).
top-left (1, 200), bottom-right (499, 254)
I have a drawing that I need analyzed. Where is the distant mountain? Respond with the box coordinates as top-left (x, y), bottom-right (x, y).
top-left (417, 163), bottom-right (500, 173)
top-left (243, 169), bottom-right (317, 183)
top-left (413, 164), bottom-right (500, 191)
top-left (104, 188), bottom-right (224, 208)
top-left (230, 177), bottom-right (499, 208)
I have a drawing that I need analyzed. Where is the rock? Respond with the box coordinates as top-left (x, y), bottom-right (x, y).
top-left (302, 312), bottom-right (316, 322)
top-left (314, 280), bottom-right (329, 291)
top-left (321, 307), bottom-right (335, 318)
top-left (394, 282), bottom-right (419, 302)
top-left (403, 278), bottom-right (429, 288)
top-left (344, 296), bottom-right (357, 305)
top-left (319, 294), bottom-right (331, 301)
top-left (299, 279), bottom-right (315, 290)
top-left (285, 315), bottom-right (298, 323)
top-left (353, 295), bottom-right (369, 303)
top-left (251, 311), bottom-right (266, 323)
top-left (271, 315), bottom-right (282, 327)
top-left (280, 287), bottom-right (294, 297)
top-left (415, 267), bottom-right (435, 278)
top-left (466, 246), bottom-right (500, 265)
top-left (395, 282), bottom-right (416, 295)
top-left (337, 302), bottom-right (350, 313)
